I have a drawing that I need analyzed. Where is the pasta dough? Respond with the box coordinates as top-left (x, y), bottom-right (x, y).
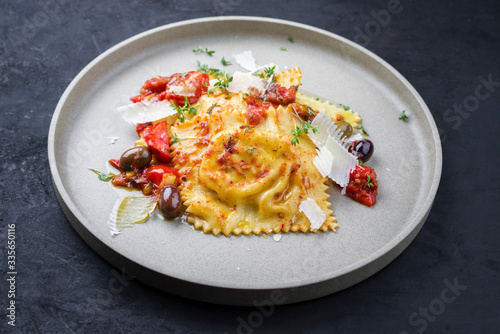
top-left (171, 70), bottom-right (346, 236)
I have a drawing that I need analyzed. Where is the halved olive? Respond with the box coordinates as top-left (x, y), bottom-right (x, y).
top-left (119, 146), bottom-right (152, 171)
top-left (350, 139), bottom-right (374, 162)
top-left (335, 121), bottom-right (353, 139)
top-left (159, 185), bottom-right (182, 218)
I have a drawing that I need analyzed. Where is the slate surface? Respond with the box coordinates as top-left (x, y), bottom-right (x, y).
top-left (1, 0), bottom-right (499, 333)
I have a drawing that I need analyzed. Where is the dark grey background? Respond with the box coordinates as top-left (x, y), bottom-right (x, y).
top-left (1, 0), bottom-right (499, 333)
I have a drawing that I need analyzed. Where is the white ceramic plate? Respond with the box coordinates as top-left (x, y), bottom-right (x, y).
top-left (48, 17), bottom-right (442, 305)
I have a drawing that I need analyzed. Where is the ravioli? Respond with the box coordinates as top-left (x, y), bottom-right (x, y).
top-left (170, 69), bottom-right (342, 236)
top-left (99, 63), bottom-right (379, 237)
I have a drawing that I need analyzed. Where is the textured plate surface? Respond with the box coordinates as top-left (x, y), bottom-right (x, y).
top-left (48, 17), bottom-right (441, 305)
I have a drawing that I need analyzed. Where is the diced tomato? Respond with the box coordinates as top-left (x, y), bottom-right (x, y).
top-left (145, 165), bottom-right (179, 185)
top-left (164, 71), bottom-right (209, 105)
top-left (247, 105), bottom-right (268, 125)
top-left (143, 121), bottom-right (171, 162)
top-left (264, 83), bottom-right (297, 105)
top-left (244, 95), bottom-right (268, 125)
top-left (111, 173), bottom-right (129, 187)
top-left (345, 164), bottom-right (378, 207)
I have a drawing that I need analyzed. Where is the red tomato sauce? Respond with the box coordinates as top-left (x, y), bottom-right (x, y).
top-left (345, 164), bottom-right (378, 207)
top-left (131, 71), bottom-right (209, 105)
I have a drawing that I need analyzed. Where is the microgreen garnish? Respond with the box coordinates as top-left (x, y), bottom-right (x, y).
top-left (214, 73), bottom-right (233, 93)
top-left (245, 146), bottom-right (256, 155)
top-left (315, 97), bottom-right (320, 101)
top-left (257, 66), bottom-right (276, 79)
top-left (288, 36), bottom-right (294, 43)
top-left (221, 57), bottom-right (231, 66)
top-left (90, 169), bottom-right (116, 182)
top-left (193, 47), bottom-right (215, 56)
top-left (291, 121), bottom-right (320, 146)
top-left (196, 61), bottom-right (222, 76)
top-left (207, 103), bottom-right (218, 114)
top-left (399, 110), bottom-right (409, 121)
top-left (358, 124), bottom-right (369, 136)
top-left (171, 96), bottom-right (196, 122)
top-left (339, 104), bottom-right (350, 111)
top-left (171, 133), bottom-right (182, 144)
top-left (280, 47), bottom-right (286, 51)
top-left (172, 103), bottom-right (186, 122)
top-left (244, 126), bottom-right (253, 133)
top-left (364, 175), bottom-right (374, 188)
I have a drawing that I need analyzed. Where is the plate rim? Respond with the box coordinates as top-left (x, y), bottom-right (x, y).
top-left (48, 16), bottom-right (442, 299)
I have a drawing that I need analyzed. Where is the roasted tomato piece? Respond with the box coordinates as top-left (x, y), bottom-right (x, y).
top-left (140, 76), bottom-right (171, 96)
top-left (143, 121), bottom-right (171, 163)
top-left (135, 122), bottom-right (153, 136)
top-left (145, 165), bottom-right (179, 185)
top-left (130, 94), bottom-right (145, 103)
top-left (264, 83), bottom-right (297, 105)
top-left (108, 158), bottom-right (121, 170)
top-left (345, 164), bottom-right (378, 207)
top-left (164, 71), bottom-right (209, 105)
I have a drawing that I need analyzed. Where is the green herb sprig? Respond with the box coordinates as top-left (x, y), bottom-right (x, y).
top-left (339, 104), bottom-right (350, 111)
top-left (221, 57), bottom-right (231, 66)
top-left (399, 110), bottom-right (409, 121)
top-left (90, 169), bottom-right (116, 182)
top-left (196, 61), bottom-right (222, 76)
top-left (365, 175), bottom-right (374, 188)
top-left (171, 96), bottom-right (197, 122)
top-left (257, 66), bottom-right (276, 79)
top-left (291, 121), bottom-right (320, 146)
top-left (193, 47), bottom-right (215, 56)
top-left (171, 133), bottom-right (182, 144)
top-left (245, 146), bottom-right (256, 156)
top-left (214, 73), bottom-right (233, 93)
top-left (358, 124), bottom-right (369, 136)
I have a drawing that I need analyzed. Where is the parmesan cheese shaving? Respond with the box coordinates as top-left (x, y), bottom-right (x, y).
top-left (117, 100), bottom-right (176, 124)
top-left (233, 50), bottom-right (260, 72)
top-left (313, 145), bottom-right (333, 178)
top-left (299, 198), bottom-right (326, 231)
top-left (227, 71), bottom-right (267, 94)
top-left (309, 112), bottom-right (358, 187)
top-left (108, 196), bottom-right (157, 235)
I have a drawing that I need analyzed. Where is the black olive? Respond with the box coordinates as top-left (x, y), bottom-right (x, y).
top-left (351, 139), bottom-right (374, 162)
top-left (159, 185), bottom-right (182, 218)
top-left (335, 121), bottom-right (353, 139)
top-left (119, 146), bottom-right (152, 171)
